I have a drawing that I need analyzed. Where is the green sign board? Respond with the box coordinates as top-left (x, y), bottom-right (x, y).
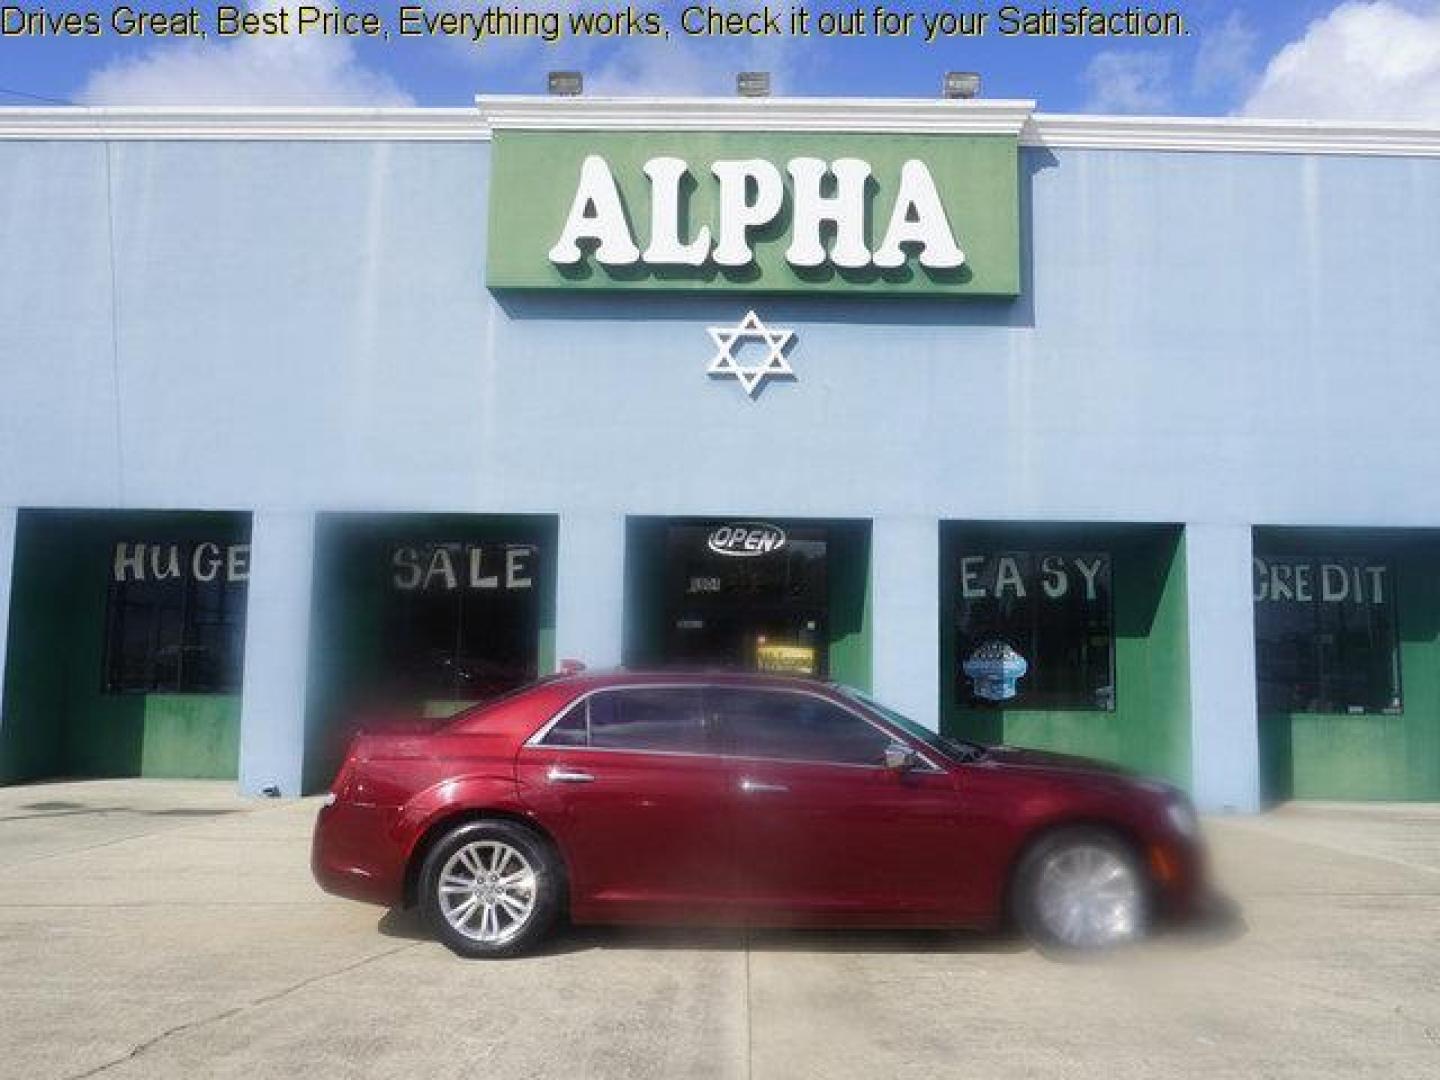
top-left (486, 130), bottom-right (1020, 297)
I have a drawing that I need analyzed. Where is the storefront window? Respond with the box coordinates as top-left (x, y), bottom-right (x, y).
top-left (955, 552), bottom-right (1114, 710)
top-left (663, 522), bottom-right (828, 675)
top-left (104, 541), bottom-right (249, 693)
top-left (1253, 557), bottom-right (1402, 714)
top-left (384, 541), bottom-right (541, 698)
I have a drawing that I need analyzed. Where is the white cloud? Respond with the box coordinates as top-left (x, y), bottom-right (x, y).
top-left (78, 1), bottom-right (412, 106)
top-left (1081, 51), bottom-right (1174, 114)
top-left (1240, 1), bottom-right (1440, 121)
top-left (1192, 11), bottom-right (1259, 96)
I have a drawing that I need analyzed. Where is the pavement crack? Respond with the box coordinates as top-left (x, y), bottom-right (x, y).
top-left (1394, 1006), bottom-right (1440, 1046)
top-left (60, 941), bottom-right (421, 1080)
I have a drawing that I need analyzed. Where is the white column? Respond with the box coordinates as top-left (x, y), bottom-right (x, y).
top-left (871, 516), bottom-right (940, 730)
top-left (1185, 524), bottom-right (1261, 813)
top-left (554, 511), bottom-right (626, 671)
top-left (238, 510), bottom-right (316, 797)
top-left (0, 508), bottom-right (17, 750)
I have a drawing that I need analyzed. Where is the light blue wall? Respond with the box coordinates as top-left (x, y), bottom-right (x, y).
top-left (1185, 525), bottom-right (1261, 812)
top-left (3, 140), bottom-right (1437, 522)
top-left (2, 135), bottom-right (1438, 805)
top-left (237, 511), bottom-right (315, 797)
top-left (872, 517), bottom-right (940, 732)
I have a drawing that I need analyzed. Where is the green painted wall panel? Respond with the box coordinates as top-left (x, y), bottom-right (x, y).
top-left (487, 130), bottom-right (1020, 296)
top-left (138, 696), bottom-right (241, 779)
top-left (826, 522), bottom-right (873, 692)
top-left (1257, 529), bottom-right (1440, 801)
top-left (941, 525), bottom-right (1191, 788)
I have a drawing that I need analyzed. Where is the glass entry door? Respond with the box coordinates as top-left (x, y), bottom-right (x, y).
top-left (662, 522), bottom-right (829, 676)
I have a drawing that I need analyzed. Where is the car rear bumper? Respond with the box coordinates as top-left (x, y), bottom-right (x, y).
top-left (311, 800), bottom-right (407, 908)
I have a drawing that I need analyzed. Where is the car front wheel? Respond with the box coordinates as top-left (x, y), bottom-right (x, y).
top-left (419, 820), bottom-right (561, 958)
top-left (1012, 827), bottom-right (1150, 954)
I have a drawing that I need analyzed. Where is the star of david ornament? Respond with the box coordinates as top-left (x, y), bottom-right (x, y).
top-left (705, 310), bottom-right (796, 399)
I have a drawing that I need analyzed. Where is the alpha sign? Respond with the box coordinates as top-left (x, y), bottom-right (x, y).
top-left (487, 131), bottom-right (1020, 296)
top-left (548, 156), bottom-right (963, 272)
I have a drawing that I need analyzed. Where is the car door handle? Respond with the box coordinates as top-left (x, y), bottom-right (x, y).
top-left (739, 778), bottom-right (789, 794)
top-left (547, 767), bottom-right (596, 784)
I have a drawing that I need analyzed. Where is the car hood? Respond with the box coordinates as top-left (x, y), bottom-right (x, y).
top-left (981, 744), bottom-right (1135, 779)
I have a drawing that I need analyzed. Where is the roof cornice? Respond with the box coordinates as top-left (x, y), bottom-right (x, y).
top-left (475, 95), bottom-right (1037, 135)
top-left (0, 106), bottom-right (487, 141)
top-left (1, 101), bottom-right (1439, 158)
top-left (1024, 113), bottom-right (1440, 157)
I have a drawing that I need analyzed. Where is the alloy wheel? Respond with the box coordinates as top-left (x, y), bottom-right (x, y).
top-left (437, 840), bottom-right (538, 944)
top-left (1033, 842), bottom-right (1143, 949)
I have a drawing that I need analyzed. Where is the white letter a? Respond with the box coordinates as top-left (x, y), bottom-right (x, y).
top-left (873, 160), bottom-right (965, 270)
top-left (547, 155), bottom-right (641, 267)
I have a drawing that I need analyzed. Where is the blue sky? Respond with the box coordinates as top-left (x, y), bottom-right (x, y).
top-left (1, 2), bottom-right (1438, 119)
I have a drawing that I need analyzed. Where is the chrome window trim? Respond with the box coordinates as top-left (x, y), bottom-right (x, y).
top-left (523, 682), bottom-right (945, 773)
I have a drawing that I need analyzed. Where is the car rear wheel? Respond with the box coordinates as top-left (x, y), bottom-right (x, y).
top-left (1012, 827), bottom-right (1149, 955)
top-left (419, 821), bottom-right (561, 958)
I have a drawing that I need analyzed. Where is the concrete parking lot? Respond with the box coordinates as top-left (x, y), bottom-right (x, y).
top-left (1, 781), bottom-right (1437, 1080)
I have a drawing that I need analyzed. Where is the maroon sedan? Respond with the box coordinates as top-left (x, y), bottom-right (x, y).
top-left (312, 671), bottom-right (1204, 958)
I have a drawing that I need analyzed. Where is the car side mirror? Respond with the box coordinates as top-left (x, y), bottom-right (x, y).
top-left (883, 743), bottom-right (917, 772)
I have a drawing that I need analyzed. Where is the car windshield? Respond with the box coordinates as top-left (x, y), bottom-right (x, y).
top-left (834, 685), bottom-right (989, 764)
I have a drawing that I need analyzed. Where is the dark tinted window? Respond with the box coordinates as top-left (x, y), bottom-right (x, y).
top-left (383, 541), bottom-right (542, 699)
top-left (662, 523), bottom-right (829, 677)
top-left (538, 699), bottom-right (589, 747)
top-left (587, 689), bottom-right (712, 754)
top-left (955, 552), bottom-right (1114, 711)
top-left (1254, 557), bottom-right (1402, 714)
top-left (713, 689), bottom-right (892, 766)
top-left (105, 541), bottom-right (248, 694)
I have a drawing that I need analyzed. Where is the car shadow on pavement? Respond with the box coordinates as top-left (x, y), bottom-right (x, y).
top-left (377, 890), bottom-right (1249, 958)
top-left (1163, 889), bottom-right (1249, 949)
top-left (377, 907), bottom-right (1029, 955)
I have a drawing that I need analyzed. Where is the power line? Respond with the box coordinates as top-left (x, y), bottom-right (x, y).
top-left (0, 86), bottom-right (74, 106)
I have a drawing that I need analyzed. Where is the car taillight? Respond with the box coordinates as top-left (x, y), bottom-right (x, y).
top-left (328, 745), bottom-right (360, 803)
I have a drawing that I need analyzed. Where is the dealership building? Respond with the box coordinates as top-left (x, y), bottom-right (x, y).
top-left (2, 96), bottom-right (1439, 811)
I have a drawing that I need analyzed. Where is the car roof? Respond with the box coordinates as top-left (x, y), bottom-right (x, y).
top-left (541, 668), bottom-right (848, 695)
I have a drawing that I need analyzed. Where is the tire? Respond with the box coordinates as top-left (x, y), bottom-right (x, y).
top-left (418, 820), bottom-right (562, 959)
top-left (1011, 826), bottom-right (1150, 956)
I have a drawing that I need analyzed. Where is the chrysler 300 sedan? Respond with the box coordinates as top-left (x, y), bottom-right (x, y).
top-left (312, 671), bottom-right (1205, 958)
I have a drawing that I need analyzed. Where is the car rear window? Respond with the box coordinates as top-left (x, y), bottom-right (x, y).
top-left (538, 699), bottom-right (589, 747)
top-left (590, 689), bottom-right (710, 753)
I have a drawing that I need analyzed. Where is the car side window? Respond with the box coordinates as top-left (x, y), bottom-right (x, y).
top-left (581, 688), bottom-right (712, 754)
top-left (712, 689), bottom-right (894, 767)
